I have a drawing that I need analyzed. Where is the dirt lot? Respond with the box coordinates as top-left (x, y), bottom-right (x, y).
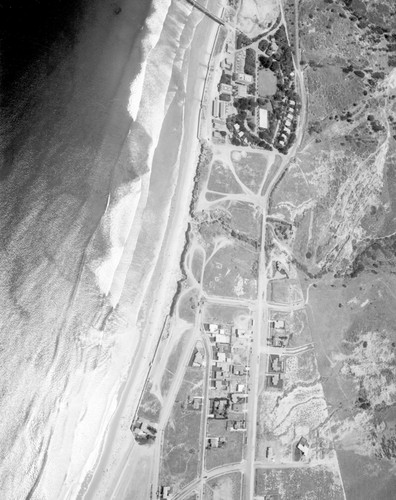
top-left (255, 466), bottom-right (344, 499)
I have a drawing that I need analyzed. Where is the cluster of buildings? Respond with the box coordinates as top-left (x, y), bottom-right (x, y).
top-left (267, 318), bottom-right (289, 348)
top-left (130, 418), bottom-right (157, 444)
top-left (266, 353), bottom-right (286, 391)
top-left (203, 321), bottom-right (252, 448)
top-left (277, 97), bottom-right (297, 147)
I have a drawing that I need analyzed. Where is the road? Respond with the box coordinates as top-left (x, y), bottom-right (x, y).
top-left (116, 1), bottom-right (309, 498)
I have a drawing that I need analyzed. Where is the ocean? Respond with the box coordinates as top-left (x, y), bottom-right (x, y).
top-left (0, 0), bottom-right (217, 497)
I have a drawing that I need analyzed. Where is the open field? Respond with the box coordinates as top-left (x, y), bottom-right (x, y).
top-left (268, 279), bottom-right (303, 304)
top-left (207, 160), bottom-right (243, 194)
top-left (203, 303), bottom-right (251, 328)
top-left (205, 472), bottom-right (242, 500)
top-left (257, 68), bottom-right (277, 97)
top-left (160, 367), bottom-right (204, 491)
top-left (230, 151), bottom-right (267, 193)
top-left (203, 244), bottom-right (258, 299)
top-left (255, 466), bottom-right (344, 499)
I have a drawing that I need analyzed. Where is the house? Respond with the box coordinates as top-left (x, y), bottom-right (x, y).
top-left (236, 383), bottom-right (245, 393)
top-left (192, 350), bottom-right (204, 367)
top-left (232, 402), bottom-right (245, 412)
top-left (209, 398), bottom-right (229, 419)
top-left (208, 323), bottom-right (219, 333)
top-left (234, 123), bottom-right (240, 131)
top-left (219, 83), bottom-right (232, 94)
top-left (233, 364), bottom-right (245, 375)
top-left (285, 118), bottom-right (292, 127)
top-left (161, 486), bottom-right (171, 499)
top-left (287, 112), bottom-right (294, 120)
top-left (221, 59), bottom-right (233, 71)
top-left (215, 333), bottom-right (230, 344)
top-left (269, 355), bottom-right (284, 373)
top-left (207, 437), bottom-right (219, 448)
top-left (283, 125), bottom-right (291, 135)
top-left (217, 352), bottom-right (226, 362)
top-left (266, 373), bottom-right (284, 390)
top-left (192, 397), bottom-right (202, 410)
top-left (259, 108), bottom-right (268, 129)
top-left (235, 328), bottom-right (247, 337)
top-left (297, 436), bottom-right (310, 456)
top-left (234, 72), bottom-right (253, 85)
top-left (270, 319), bottom-right (285, 329)
top-left (289, 99), bottom-right (296, 106)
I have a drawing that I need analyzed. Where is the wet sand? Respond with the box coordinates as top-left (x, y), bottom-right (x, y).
top-left (80, 3), bottom-right (222, 498)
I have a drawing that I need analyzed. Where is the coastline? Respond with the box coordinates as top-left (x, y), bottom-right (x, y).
top-left (78, 3), bottom-right (222, 499)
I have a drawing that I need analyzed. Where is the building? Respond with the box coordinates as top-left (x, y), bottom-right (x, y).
top-left (287, 112), bottom-right (294, 120)
top-left (219, 101), bottom-right (227, 120)
top-left (236, 83), bottom-right (247, 97)
top-left (207, 437), bottom-right (219, 448)
top-left (234, 72), bottom-right (253, 85)
top-left (297, 436), bottom-right (310, 456)
top-left (212, 98), bottom-right (220, 118)
top-left (215, 333), bottom-right (230, 344)
top-left (285, 118), bottom-right (292, 127)
top-left (266, 373), bottom-right (284, 390)
top-left (269, 355), bottom-right (284, 373)
top-left (258, 108), bottom-right (268, 129)
top-left (270, 319), bottom-right (285, 329)
top-left (161, 486), bottom-right (171, 499)
top-left (219, 83), bottom-right (232, 94)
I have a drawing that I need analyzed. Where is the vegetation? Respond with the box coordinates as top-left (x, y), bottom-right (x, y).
top-left (244, 48), bottom-right (256, 76)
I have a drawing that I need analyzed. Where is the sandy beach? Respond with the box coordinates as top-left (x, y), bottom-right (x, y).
top-left (77, 2), bottom-right (223, 499)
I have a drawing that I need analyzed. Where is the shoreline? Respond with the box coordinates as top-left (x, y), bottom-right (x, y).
top-left (78, 3), bottom-right (222, 498)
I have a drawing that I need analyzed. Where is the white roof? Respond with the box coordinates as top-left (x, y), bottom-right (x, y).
top-left (259, 108), bottom-right (268, 129)
top-left (209, 324), bottom-right (218, 333)
top-left (215, 333), bottom-right (230, 344)
top-left (217, 352), bottom-right (226, 362)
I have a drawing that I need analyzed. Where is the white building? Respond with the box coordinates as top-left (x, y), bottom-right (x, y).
top-left (215, 333), bottom-right (230, 344)
top-left (212, 98), bottom-right (219, 118)
top-left (234, 73), bottom-right (253, 85)
top-left (236, 83), bottom-right (247, 97)
top-left (259, 108), bottom-right (268, 129)
top-left (219, 83), bottom-right (232, 94)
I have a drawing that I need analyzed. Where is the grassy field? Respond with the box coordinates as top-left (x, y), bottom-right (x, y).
top-left (207, 160), bottom-right (243, 194)
top-left (160, 367), bottom-right (204, 490)
top-left (257, 68), bottom-right (277, 97)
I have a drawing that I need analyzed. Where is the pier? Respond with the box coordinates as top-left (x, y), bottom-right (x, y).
top-left (186, 0), bottom-right (225, 26)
